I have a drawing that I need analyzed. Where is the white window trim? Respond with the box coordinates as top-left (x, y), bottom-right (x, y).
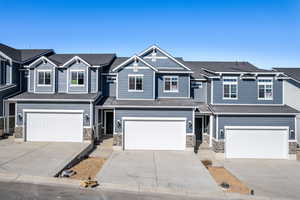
top-left (70, 69), bottom-right (85, 87)
top-left (222, 77), bottom-right (238, 100)
top-left (163, 76), bottom-right (179, 93)
top-left (257, 77), bottom-right (273, 100)
top-left (128, 74), bottom-right (144, 92)
top-left (37, 69), bottom-right (52, 87)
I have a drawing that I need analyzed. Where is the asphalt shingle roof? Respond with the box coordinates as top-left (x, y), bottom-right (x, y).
top-left (96, 96), bottom-right (199, 108)
top-left (0, 43), bottom-right (53, 63)
top-left (48, 54), bottom-right (116, 66)
top-left (8, 92), bottom-right (100, 102)
top-left (210, 104), bottom-right (299, 114)
top-left (274, 68), bottom-right (300, 82)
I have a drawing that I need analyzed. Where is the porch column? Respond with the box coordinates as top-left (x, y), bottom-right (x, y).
top-left (209, 115), bottom-right (213, 147)
top-left (95, 108), bottom-right (99, 140)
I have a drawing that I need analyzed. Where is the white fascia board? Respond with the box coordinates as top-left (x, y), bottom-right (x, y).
top-left (191, 79), bottom-right (207, 81)
top-left (112, 55), bottom-right (158, 72)
top-left (0, 51), bottom-right (13, 65)
top-left (224, 126), bottom-right (289, 130)
top-left (157, 71), bottom-right (193, 74)
top-left (23, 109), bottom-right (84, 113)
top-left (9, 98), bottom-right (95, 102)
top-left (61, 56), bottom-right (91, 68)
top-left (138, 45), bottom-right (192, 71)
top-left (214, 112), bottom-right (299, 115)
top-left (27, 56), bottom-right (58, 68)
top-left (0, 84), bottom-right (17, 91)
top-left (95, 105), bottom-right (197, 109)
top-left (122, 117), bottom-right (187, 121)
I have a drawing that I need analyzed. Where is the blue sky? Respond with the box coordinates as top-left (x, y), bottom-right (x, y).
top-left (1, 0), bottom-right (299, 69)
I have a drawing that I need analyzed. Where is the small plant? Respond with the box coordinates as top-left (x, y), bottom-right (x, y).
top-left (220, 182), bottom-right (230, 189)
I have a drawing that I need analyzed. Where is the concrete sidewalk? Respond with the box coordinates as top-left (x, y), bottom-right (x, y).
top-left (0, 138), bottom-right (90, 177)
top-left (97, 151), bottom-right (223, 198)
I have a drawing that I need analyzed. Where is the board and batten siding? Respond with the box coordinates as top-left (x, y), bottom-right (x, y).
top-left (33, 63), bottom-right (55, 93)
top-left (57, 69), bottom-right (67, 92)
top-left (212, 76), bottom-right (283, 104)
top-left (114, 108), bottom-right (193, 133)
top-left (156, 74), bottom-right (189, 98)
top-left (16, 102), bottom-right (91, 126)
top-left (191, 81), bottom-right (207, 102)
top-left (117, 64), bottom-right (154, 99)
top-left (216, 115), bottom-right (295, 140)
top-left (102, 75), bottom-right (116, 97)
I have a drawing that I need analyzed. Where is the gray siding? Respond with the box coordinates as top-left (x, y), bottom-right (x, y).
top-left (207, 81), bottom-right (211, 103)
top-left (16, 102), bottom-right (91, 126)
top-left (213, 76), bottom-right (283, 104)
top-left (67, 63), bottom-right (88, 93)
top-left (117, 64), bottom-right (154, 99)
top-left (191, 81), bottom-right (207, 102)
top-left (57, 69), bottom-right (67, 92)
top-left (103, 75), bottom-right (116, 97)
top-left (217, 115), bottom-right (295, 140)
top-left (90, 68), bottom-right (97, 93)
top-left (114, 108), bottom-right (193, 133)
top-left (28, 69), bottom-right (34, 92)
top-left (0, 86), bottom-right (19, 116)
top-left (157, 74), bottom-right (189, 98)
top-left (34, 63), bottom-right (55, 93)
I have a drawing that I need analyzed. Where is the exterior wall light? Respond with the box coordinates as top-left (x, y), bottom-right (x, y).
top-left (220, 129), bottom-right (224, 139)
top-left (85, 114), bottom-right (89, 121)
top-left (18, 113), bottom-right (22, 121)
top-left (188, 121), bottom-right (192, 129)
top-left (117, 120), bottom-right (122, 129)
top-left (289, 130), bottom-right (295, 140)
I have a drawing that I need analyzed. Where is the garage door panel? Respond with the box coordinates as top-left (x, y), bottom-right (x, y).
top-left (124, 119), bottom-right (186, 150)
top-left (26, 112), bottom-right (83, 142)
top-left (226, 128), bottom-right (288, 159)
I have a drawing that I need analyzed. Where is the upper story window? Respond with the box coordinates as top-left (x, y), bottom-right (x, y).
top-left (71, 70), bottom-right (84, 86)
top-left (164, 76), bottom-right (178, 92)
top-left (258, 78), bottom-right (273, 100)
top-left (37, 70), bottom-right (51, 86)
top-left (223, 77), bottom-right (238, 99)
top-left (128, 74), bottom-right (143, 92)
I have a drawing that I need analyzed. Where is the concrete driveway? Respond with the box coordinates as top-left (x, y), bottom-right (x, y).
top-left (0, 138), bottom-right (90, 177)
top-left (97, 151), bottom-right (222, 197)
top-left (224, 159), bottom-right (300, 200)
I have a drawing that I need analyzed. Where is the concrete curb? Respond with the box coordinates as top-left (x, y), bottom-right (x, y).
top-left (0, 172), bottom-right (81, 189)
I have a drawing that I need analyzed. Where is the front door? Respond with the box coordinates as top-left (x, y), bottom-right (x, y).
top-left (195, 117), bottom-right (203, 142)
top-left (105, 111), bottom-right (114, 135)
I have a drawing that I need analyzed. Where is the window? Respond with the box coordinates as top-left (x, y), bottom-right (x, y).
top-left (71, 70), bottom-right (84, 86)
top-left (164, 76), bottom-right (178, 92)
top-left (37, 70), bottom-right (51, 86)
top-left (258, 78), bottom-right (273, 100)
top-left (223, 77), bottom-right (238, 99)
top-left (192, 81), bottom-right (203, 88)
top-left (128, 75), bottom-right (143, 91)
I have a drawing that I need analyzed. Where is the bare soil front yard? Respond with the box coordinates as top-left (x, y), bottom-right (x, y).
top-left (70, 157), bottom-right (106, 180)
top-left (202, 160), bottom-right (251, 195)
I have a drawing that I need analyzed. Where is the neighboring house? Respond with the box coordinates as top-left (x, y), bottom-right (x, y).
top-left (95, 45), bottom-right (299, 159)
top-left (5, 43), bottom-right (299, 160)
top-left (0, 43), bottom-right (53, 118)
top-left (8, 53), bottom-right (115, 142)
top-left (273, 67), bottom-right (300, 144)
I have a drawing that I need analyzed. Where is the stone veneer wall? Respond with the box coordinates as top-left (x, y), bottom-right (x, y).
top-left (113, 134), bottom-right (122, 146)
top-left (202, 134), bottom-right (210, 144)
top-left (186, 135), bottom-right (195, 148)
top-left (212, 140), bottom-right (299, 155)
top-left (212, 140), bottom-right (224, 153)
top-left (13, 127), bottom-right (93, 141)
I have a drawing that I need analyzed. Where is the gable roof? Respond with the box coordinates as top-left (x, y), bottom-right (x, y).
top-left (0, 43), bottom-right (53, 63)
top-left (47, 53), bottom-right (116, 67)
top-left (273, 68), bottom-right (300, 82)
top-left (138, 45), bottom-right (191, 71)
top-left (112, 55), bottom-right (158, 72)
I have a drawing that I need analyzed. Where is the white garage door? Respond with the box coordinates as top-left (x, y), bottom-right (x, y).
top-left (26, 112), bottom-right (83, 142)
top-left (225, 126), bottom-right (288, 159)
top-left (124, 118), bottom-right (186, 150)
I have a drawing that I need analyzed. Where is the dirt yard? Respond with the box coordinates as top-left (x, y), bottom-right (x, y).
top-left (202, 160), bottom-right (251, 195)
top-left (69, 157), bottom-right (106, 180)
